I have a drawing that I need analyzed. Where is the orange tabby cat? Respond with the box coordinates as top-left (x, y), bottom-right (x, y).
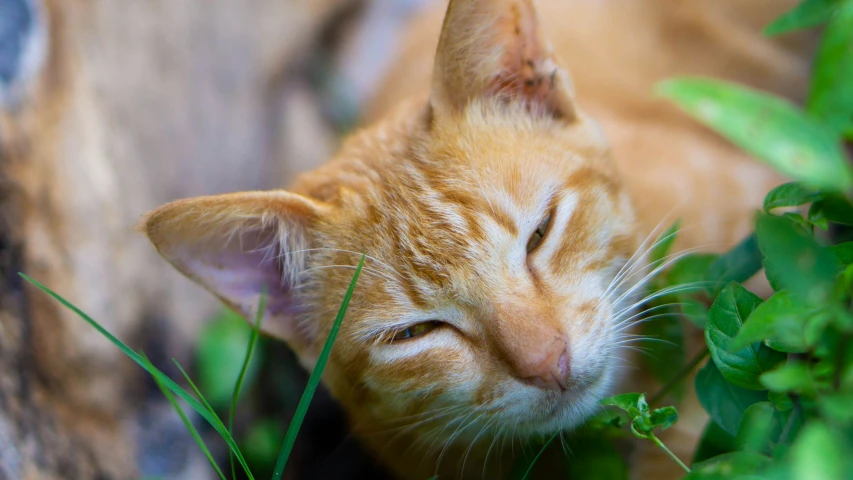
top-left (143, 0), bottom-right (812, 478)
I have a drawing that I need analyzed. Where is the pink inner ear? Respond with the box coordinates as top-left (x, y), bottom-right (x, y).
top-left (487, 2), bottom-right (565, 117)
top-left (172, 225), bottom-right (299, 320)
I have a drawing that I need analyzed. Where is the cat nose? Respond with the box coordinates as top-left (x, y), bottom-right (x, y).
top-left (516, 337), bottom-right (570, 391)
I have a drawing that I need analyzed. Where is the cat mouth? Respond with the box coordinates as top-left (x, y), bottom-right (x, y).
top-left (525, 368), bottom-right (610, 432)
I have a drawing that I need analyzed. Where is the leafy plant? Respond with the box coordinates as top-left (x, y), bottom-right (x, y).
top-left (595, 0), bottom-right (853, 477)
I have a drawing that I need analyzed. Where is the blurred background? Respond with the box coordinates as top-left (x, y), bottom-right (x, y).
top-left (0, 0), bottom-right (431, 478)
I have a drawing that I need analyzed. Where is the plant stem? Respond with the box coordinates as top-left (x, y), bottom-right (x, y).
top-left (649, 433), bottom-right (691, 473)
top-left (521, 430), bottom-right (559, 480)
top-left (649, 346), bottom-right (709, 405)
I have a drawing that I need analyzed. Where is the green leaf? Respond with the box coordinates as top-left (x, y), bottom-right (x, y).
top-left (650, 220), bottom-right (681, 266)
top-left (706, 283), bottom-right (785, 389)
top-left (756, 214), bottom-right (842, 304)
top-left (808, 0), bottom-right (853, 135)
top-left (584, 409), bottom-right (628, 431)
top-left (599, 393), bottom-right (648, 418)
top-left (809, 194), bottom-right (853, 226)
top-left (768, 391), bottom-right (794, 412)
top-left (693, 421), bottom-right (736, 464)
top-left (658, 78), bottom-right (853, 192)
top-left (272, 255), bottom-right (365, 478)
top-left (735, 402), bottom-right (782, 455)
top-left (649, 406), bottom-right (678, 431)
top-left (763, 182), bottom-right (823, 212)
top-left (760, 362), bottom-right (816, 396)
top-left (818, 392), bottom-right (853, 424)
top-left (764, 0), bottom-right (842, 36)
top-left (630, 416), bottom-right (654, 439)
top-left (791, 422), bottom-right (846, 480)
top-left (196, 309), bottom-right (262, 408)
top-left (685, 451), bottom-right (772, 480)
top-left (706, 234), bottom-right (763, 296)
top-left (831, 242), bottom-right (853, 264)
top-left (732, 291), bottom-right (814, 353)
top-left (695, 361), bottom-right (768, 436)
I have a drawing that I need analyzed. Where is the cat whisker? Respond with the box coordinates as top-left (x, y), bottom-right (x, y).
top-left (435, 409), bottom-right (489, 473)
top-left (280, 247), bottom-right (404, 279)
top-left (603, 209), bottom-right (683, 299)
top-left (459, 415), bottom-right (498, 477)
top-left (606, 241), bottom-right (725, 306)
top-left (409, 406), bottom-right (477, 463)
top-left (362, 404), bottom-right (465, 438)
top-left (420, 406), bottom-right (483, 466)
top-left (610, 312), bottom-right (686, 335)
top-left (375, 406), bottom-right (469, 458)
top-left (607, 301), bottom-right (683, 329)
top-left (484, 418), bottom-right (511, 478)
top-left (296, 263), bottom-right (398, 285)
top-left (607, 281), bottom-right (710, 322)
top-left (606, 245), bottom-right (718, 308)
top-left (613, 336), bottom-right (680, 348)
top-left (611, 310), bottom-right (688, 333)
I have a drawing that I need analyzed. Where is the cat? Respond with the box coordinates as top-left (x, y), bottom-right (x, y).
top-left (142, 0), bottom-right (813, 478)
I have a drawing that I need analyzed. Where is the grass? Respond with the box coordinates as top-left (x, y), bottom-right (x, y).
top-left (18, 253), bottom-right (364, 480)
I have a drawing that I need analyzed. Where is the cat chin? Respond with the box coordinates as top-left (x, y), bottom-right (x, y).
top-left (514, 365), bottom-right (614, 437)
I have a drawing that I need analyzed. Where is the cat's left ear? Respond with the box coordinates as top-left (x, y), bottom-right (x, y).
top-left (429, 0), bottom-right (577, 121)
top-left (143, 191), bottom-right (327, 351)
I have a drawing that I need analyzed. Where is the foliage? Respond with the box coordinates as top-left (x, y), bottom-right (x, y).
top-left (596, 1), bottom-right (853, 477)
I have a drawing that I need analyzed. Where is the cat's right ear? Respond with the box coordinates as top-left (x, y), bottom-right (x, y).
top-left (429, 0), bottom-right (577, 121)
top-left (142, 191), bottom-right (326, 350)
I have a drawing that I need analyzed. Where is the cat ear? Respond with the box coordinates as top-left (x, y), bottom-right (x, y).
top-left (430, 0), bottom-right (577, 121)
top-left (142, 191), bottom-right (326, 349)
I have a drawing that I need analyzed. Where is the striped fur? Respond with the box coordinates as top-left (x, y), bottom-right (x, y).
top-left (143, 0), bottom-right (812, 478)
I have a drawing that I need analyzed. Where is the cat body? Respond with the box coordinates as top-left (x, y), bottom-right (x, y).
top-left (144, 0), bottom-right (813, 478)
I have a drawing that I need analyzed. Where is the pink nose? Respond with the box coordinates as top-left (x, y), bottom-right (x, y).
top-left (514, 337), bottom-right (570, 391)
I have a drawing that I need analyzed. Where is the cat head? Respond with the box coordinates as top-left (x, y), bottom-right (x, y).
top-left (144, 0), bottom-right (640, 449)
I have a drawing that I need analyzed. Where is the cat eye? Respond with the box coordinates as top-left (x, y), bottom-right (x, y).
top-left (526, 214), bottom-right (552, 253)
top-left (391, 321), bottom-right (443, 342)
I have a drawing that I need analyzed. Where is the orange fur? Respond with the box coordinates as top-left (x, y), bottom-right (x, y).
top-left (143, 0), bottom-right (813, 478)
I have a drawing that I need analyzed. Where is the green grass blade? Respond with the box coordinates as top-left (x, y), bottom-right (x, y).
top-left (229, 291), bottom-right (266, 479)
top-left (170, 358), bottom-right (257, 479)
top-left (271, 255), bottom-right (365, 479)
top-left (521, 431), bottom-right (559, 480)
top-left (146, 356), bottom-right (228, 480)
top-left (172, 359), bottom-right (220, 421)
top-left (18, 273), bottom-right (254, 479)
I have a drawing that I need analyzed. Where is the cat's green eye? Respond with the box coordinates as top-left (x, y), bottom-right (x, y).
top-left (526, 214), bottom-right (552, 253)
top-left (391, 321), bottom-right (442, 342)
